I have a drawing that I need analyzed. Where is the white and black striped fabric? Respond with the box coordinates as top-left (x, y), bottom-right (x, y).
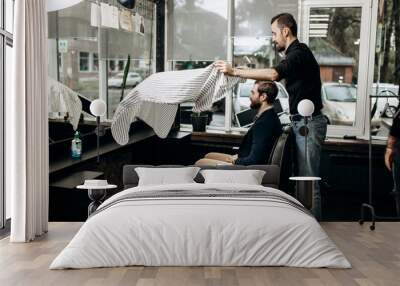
top-left (48, 77), bottom-right (82, 130)
top-left (111, 64), bottom-right (245, 145)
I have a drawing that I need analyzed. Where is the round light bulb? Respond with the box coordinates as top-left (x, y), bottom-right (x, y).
top-left (90, 99), bottom-right (106, 117)
top-left (297, 99), bottom-right (315, 117)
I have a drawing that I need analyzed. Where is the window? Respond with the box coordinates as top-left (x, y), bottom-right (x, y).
top-left (303, 0), bottom-right (376, 138)
top-left (79, 52), bottom-right (90, 72)
top-left (1, 0), bottom-right (14, 229)
top-left (167, 0), bottom-right (228, 129)
top-left (167, 0), bottom-right (377, 137)
top-left (372, 0), bottom-right (400, 140)
top-left (167, 0), bottom-right (298, 131)
top-left (48, 0), bottom-right (155, 120)
top-left (167, 0), bottom-right (228, 61)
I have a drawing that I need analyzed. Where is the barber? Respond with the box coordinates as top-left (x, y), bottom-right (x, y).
top-left (215, 13), bottom-right (327, 219)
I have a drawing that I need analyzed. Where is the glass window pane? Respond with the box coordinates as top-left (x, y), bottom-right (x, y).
top-left (5, 44), bottom-right (12, 219)
top-left (309, 7), bottom-right (362, 127)
top-left (107, 58), bottom-right (151, 118)
top-left (57, 39), bottom-right (99, 102)
top-left (48, 1), bottom-right (97, 40)
top-left (5, 0), bottom-right (14, 33)
top-left (234, 0), bottom-right (298, 37)
top-left (167, 0), bottom-right (228, 61)
top-left (373, 0), bottom-right (400, 138)
top-left (48, 1), bottom-right (155, 121)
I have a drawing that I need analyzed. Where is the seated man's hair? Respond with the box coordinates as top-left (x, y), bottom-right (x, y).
top-left (271, 13), bottom-right (297, 37)
top-left (255, 81), bottom-right (278, 104)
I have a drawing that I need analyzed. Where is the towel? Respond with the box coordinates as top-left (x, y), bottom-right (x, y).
top-left (111, 64), bottom-right (244, 145)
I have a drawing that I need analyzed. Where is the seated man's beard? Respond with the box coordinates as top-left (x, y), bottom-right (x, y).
top-left (250, 100), bottom-right (261, 110)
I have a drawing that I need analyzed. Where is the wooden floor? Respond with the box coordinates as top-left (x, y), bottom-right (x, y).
top-left (0, 222), bottom-right (399, 286)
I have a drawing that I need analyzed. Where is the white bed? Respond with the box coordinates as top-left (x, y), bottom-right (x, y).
top-left (50, 183), bottom-right (351, 269)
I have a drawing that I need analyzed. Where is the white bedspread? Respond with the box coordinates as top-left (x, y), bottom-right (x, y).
top-left (50, 183), bottom-right (351, 269)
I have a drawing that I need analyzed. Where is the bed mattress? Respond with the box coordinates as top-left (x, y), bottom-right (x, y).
top-left (50, 183), bottom-right (350, 269)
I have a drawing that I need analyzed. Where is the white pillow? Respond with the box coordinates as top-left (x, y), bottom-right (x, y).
top-left (135, 167), bottom-right (200, 186)
top-left (200, 169), bottom-right (266, 185)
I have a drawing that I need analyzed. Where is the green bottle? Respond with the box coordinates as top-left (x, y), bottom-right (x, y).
top-left (71, 131), bottom-right (82, 159)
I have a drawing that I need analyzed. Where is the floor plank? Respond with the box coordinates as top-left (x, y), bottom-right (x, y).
top-left (0, 222), bottom-right (399, 286)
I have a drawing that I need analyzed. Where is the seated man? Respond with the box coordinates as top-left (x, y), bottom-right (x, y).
top-left (195, 81), bottom-right (283, 166)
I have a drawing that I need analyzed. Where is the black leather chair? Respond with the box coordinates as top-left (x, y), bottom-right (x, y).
top-left (268, 126), bottom-right (293, 191)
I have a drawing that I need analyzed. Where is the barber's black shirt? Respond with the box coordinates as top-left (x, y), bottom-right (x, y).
top-left (274, 39), bottom-right (323, 115)
top-left (390, 109), bottom-right (400, 138)
top-left (235, 108), bottom-right (282, 165)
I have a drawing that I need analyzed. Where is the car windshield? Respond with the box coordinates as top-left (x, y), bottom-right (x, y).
top-left (325, 85), bottom-right (356, 102)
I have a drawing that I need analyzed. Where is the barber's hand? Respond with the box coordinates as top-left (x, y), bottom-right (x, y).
top-left (385, 148), bottom-right (394, 171)
top-left (215, 60), bottom-right (234, 76)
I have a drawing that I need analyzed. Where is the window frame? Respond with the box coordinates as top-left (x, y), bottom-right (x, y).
top-left (1, 0), bottom-right (14, 229)
top-left (301, 0), bottom-right (377, 139)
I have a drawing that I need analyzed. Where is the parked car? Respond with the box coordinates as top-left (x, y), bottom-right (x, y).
top-left (321, 82), bottom-right (381, 130)
top-left (321, 82), bottom-right (357, 126)
top-left (108, 72), bottom-right (143, 88)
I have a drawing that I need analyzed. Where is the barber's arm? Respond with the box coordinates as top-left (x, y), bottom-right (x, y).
top-left (385, 135), bottom-right (396, 171)
top-left (214, 61), bottom-right (279, 81)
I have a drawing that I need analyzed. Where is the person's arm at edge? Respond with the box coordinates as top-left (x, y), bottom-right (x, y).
top-left (385, 135), bottom-right (396, 171)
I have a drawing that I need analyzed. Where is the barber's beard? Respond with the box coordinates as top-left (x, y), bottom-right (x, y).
top-left (273, 41), bottom-right (285, 53)
top-left (276, 44), bottom-right (285, 53)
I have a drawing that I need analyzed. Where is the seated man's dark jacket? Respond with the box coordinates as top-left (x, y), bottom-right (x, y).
top-left (235, 108), bottom-right (282, 165)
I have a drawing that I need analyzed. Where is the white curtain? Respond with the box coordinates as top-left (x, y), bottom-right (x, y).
top-left (7, 0), bottom-right (49, 242)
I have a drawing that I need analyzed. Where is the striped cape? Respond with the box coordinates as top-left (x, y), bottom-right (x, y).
top-left (111, 64), bottom-right (245, 145)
